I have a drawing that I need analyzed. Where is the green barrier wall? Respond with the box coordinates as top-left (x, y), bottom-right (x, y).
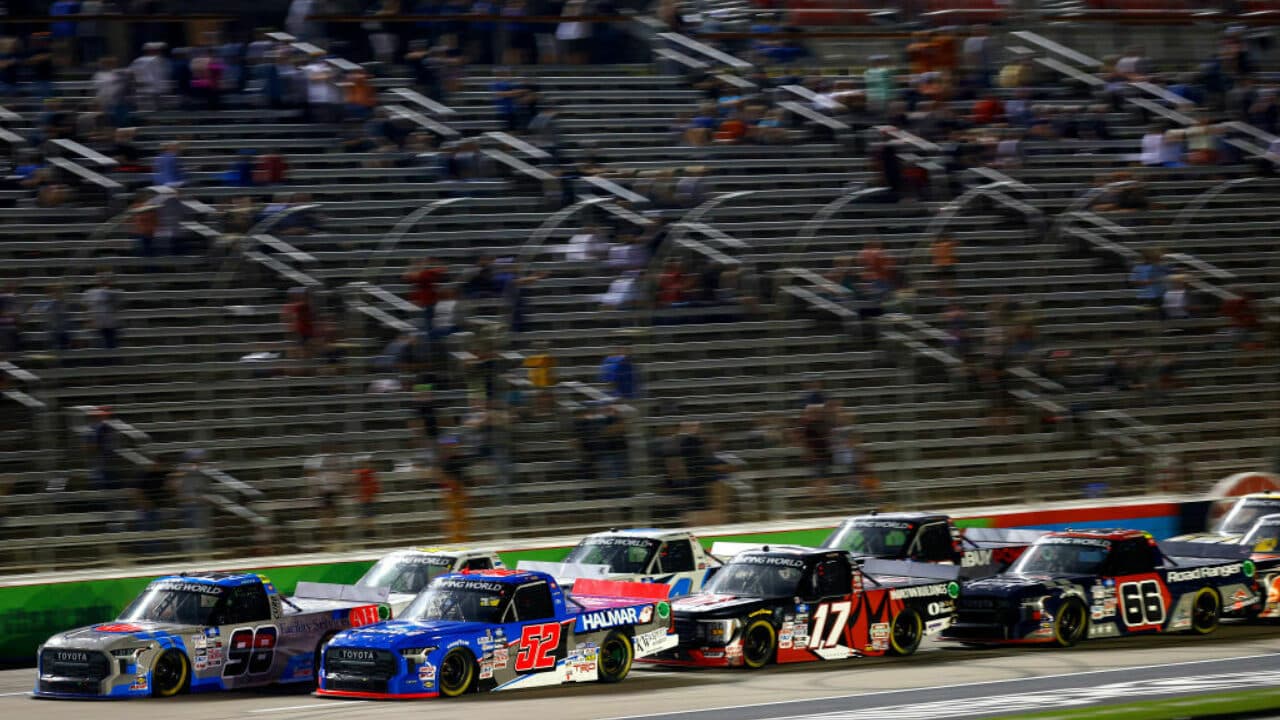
top-left (0, 499), bottom-right (1184, 667)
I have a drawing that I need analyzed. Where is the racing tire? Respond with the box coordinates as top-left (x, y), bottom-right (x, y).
top-left (889, 608), bottom-right (924, 656)
top-left (597, 630), bottom-right (634, 683)
top-left (1189, 587), bottom-right (1221, 635)
top-left (151, 649), bottom-right (190, 698)
top-left (1052, 598), bottom-right (1088, 648)
top-left (741, 618), bottom-right (776, 669)
top-left (438, 648), bottom-right (476, 698)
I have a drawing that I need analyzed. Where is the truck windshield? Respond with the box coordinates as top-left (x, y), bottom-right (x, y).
top-left (564, 537), bottom-right (660, 574)
top-left (357, 554), bottom-right (457, 595)
top-left (1218, 499), bottom-right (1280, 535)
top-left (1243, 516), bottom-right (1280, 553)
top-left (118, 583), bottom-right (224, 625)
top-left (401, 578), bottom-right (510, 623)
top-left (703, 557), bottom-right (804, 597)
top-left (1011, 541), bottom-right (1109, 576)
top-left (823, 520), bottom-right (913, 557)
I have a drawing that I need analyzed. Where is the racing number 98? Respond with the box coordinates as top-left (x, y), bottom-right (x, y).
top-left (224, 626), bottom-right (277, 676)
top-left (515, 622), bottom-right (562, 672)
top-left (1119, 581), bottom-right (1165, 627)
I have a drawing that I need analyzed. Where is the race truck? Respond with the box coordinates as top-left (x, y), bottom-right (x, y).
top-left (35, 571), bottom-right (389, 699)
top-left (517, 528), bottom-right (721, 597)
top-left (317, 568), bottom-right (677, 699)
top-left (651, 545), bottom-right (959, 669)
top-left (298, 546), bottom-right (505, 617)
top-left (1169, 491), bottom-right (1280, 544)
top-left (943, 529), bottom-right (1261, 647)
top-left (818, 512), bottom-right (1046, 579)
top-left (1168, 512), bottom-right (1280, 620)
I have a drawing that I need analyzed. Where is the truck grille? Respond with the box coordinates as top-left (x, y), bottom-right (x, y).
top-left (673, 617), bottom-right (705, 645)
top-left (39, 649), bottom-right (111, 695)
top-left (324, 647), bottom-right (397, 693)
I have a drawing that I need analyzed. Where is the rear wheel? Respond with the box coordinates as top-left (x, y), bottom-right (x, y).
top-left (597, 631), bottom-right (633, 683)
top-left (1189, 588), bottom-right (1221, 635)
top-left (1052, 598), bottom-right (1088, 648)
top-left (438, 648), bottom-right (475, 697)
top-left (151, 649), bottom-right (189, 697)
top-left (741, 619), bottom-right (776, 669)
top-left (889, 608), bottom-right (923, 656)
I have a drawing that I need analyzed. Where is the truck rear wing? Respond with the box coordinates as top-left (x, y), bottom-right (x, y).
top-left (861, 559), bottom-right (961, 582)
top-left (1158, 541), bottom-right (1253, 563)
top-left (516, 561), bottom-right (614, 583)
top-left (570, 578), bottom-right (673, 603)
top-left (293, 581), bottom-right (391, 604)
top-left (961, 528), bottom-right (1049, 547)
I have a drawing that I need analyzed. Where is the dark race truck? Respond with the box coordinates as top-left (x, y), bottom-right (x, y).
top-left (820, 513), bottom-right (1046, 579)
top-left (944, 529), bottom-right (1260, 647)
top-left (652, 545), bottom-right (959, 668)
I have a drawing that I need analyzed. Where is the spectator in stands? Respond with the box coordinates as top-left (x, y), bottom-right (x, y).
top-left (1115, 45), bottom-right (1152, 81)
top-left (129, 191), bottom-right (159, 260)
top-left (130, 42), bottom-right (170, 112)
top-left (1163, 274), bottom-right (1192, 325)
top-left (557, 0), bottom-right (591, 65)
top-left (132, 456), bottom-right (171, 551)
top-left (500, 261), bottom-right (544, 335)
top-left (656, 258), bottom-right (692, 308)
top-left (304, 450), bottom-right (343, 544)
top-left (437, 435), bottom-right (470, 541)
top-left (858, 239), bottom-right (895, 299)
top-left (92, 56), bottom-right (129, 127)
top-left (930, 234), bottom-right (957, 296)
top-left (25, 32), bottom-right (54, 99)
top-left (1221, 286), bottom-right (1262, 350)
top-left (492, 67), bottom-right (522, 130)
top-left (189, 45), bottom-right (225, 110)
top-left (256, 150), bottom-right (289, 185)
top-left (341, 68), bottom-right (378, 122)
top-left (286, 0), bottom-right (324, 42)
top-left (353, 457), bottom-right (381, 540)
top-left (522, 340), bottom-right (556, 415)
top-left (0, 284), bottom-right (19, 357)
top-left (1186, 116), bottom-right (1221, 165)
top-left (527, 102), bottom-right (563, 159)
top-left (600, 269), bottom-right (642, 310)
top-left (796, 403), bottom-right (832, 496)
top-left (404, 258), bottom-right (448, 333)
top-left (281, 286), bottom-right (316, 361)
top-left (1100, 348), bottom-right (1140, 391)
top-left (1129, 248), bottom-right (1170, 318)
top-left (170, 448), bottom-right (211, 554)
top-left (152, 141), bottom-right (185, 187)
top-left (970, 92), bottom-right (1003, 125)
top-left (0, 36), bottom-right (21, 97)
top-left (600, 345), bottom-right (639, 399)
top-left (304, 51), bottom-right (341, 123)
top-left (83, 270), bottom-right (121, 350)
top-left (35, 283), bottom-right (73, 354)
top-left (864, 54), bottom-right (894, 116)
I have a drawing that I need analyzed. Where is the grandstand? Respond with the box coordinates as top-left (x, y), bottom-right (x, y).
top-left (0, 1), bottom-right (1277, 571)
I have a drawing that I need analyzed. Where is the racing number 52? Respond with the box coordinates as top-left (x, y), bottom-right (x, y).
top-left (515, 622), bottom-right (562, 672)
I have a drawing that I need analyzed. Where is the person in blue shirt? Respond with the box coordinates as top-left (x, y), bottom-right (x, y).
top-left (153, 141), bottom-right (185, 186)
top-left (599, 345), bottom-right (640, 399)
top-left (1129, 248), bottom-right (1170, 318)
top-left (492, 66), bottom-right (521, 130)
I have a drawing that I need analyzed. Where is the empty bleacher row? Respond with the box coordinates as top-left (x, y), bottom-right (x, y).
top-left (1, 19), bottom-right (1278, 572)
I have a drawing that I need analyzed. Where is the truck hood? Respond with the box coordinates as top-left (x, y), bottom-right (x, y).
top-left (330, 619), bottom-right (492, 650)
top-left (671, 594), bottom-right (771, 619)
top-left (44, 621), bottom-right (198, 651)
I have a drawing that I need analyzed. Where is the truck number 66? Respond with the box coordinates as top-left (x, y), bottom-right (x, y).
top-left (1119, 581), bottom-right (1165, 627)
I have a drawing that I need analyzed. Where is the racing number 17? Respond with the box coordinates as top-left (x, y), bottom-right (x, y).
top-left (515, 622), bottom-right (562, 672)
top-left (808, 601), bottom-right (852, 649)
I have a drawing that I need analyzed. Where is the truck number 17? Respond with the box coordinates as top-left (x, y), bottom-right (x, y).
top-left (808, 601), bottom-right (852, 649)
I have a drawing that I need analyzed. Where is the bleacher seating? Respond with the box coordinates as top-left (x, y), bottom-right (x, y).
top-left (1, 12), bottom-right (1278, 571)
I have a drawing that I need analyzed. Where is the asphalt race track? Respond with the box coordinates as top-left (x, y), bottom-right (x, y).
top-left (6, 624), bottom-right (1280, 720)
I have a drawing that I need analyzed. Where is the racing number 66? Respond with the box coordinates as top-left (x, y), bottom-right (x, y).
top-left (514, 622), bottom-right (562, 672)
top-left (1119, 581), bottom-right (1165, 626)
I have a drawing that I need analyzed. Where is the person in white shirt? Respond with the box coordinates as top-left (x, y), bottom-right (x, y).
top-left (1163, 275), bottom-right (1191, 321)
top-left (303, 53), bottom-right (340, 123)
top-left (129, 42), bottom-right (170, 112)
top-left (1140, 124), bottom-right (1165, 166)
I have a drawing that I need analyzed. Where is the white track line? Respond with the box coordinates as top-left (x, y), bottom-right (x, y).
top-left (0, 692), bottom-right (29, 697)
top-left (600, 652), bottom-right (1280, 720)
top-left (248, 701), bottom-right (368, 713)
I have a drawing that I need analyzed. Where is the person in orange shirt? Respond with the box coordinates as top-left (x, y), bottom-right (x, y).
top-left (714, 113), bottom-right (748, 143)
top-left (342, 69), bottom-right (378, 121)
top-left (522, 341), bottom-right (557, 415)
top-left (907, 30), bottom-right (934, 75)
top-left (931, 234), bottom-right (958, 296)
top-left (971, 92), bottom-right (1004, 125)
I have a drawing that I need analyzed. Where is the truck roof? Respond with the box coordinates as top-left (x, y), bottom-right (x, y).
top-left (400, 546), bottom-right (500, 557)
top-left (582, 528), bottom-right (694, 541)
top-left (1048, 529), bottom-right (1149, 542)
top-left (735, 545), bottom-right (839, 560)
top-left (150, 571), bottom-right (265, 588)
top-left (454, 568), bottom-right (549, 585)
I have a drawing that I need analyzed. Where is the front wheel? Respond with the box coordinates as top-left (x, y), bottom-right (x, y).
top-left (889, 608), bottom-right (923, 656)
top-left (150, 649), bottom-right (190, 697)
top-left (1052, 598), bottom-right (1088, 648)
top-left (597, 630), bottom-right (633, 683)
top-left (740, 618), bottom-right (776, 669)
top-left (437, 648), bottom-right (476, 698)
top-left (1189, 587), bottom-right (1220, 635)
